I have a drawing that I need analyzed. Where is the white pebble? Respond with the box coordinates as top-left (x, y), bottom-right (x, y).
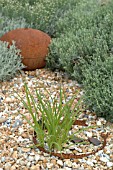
top-left (107, 162), bottom-right (113, 167)
top-left (46, 163), bottom-right (54, 169)
top-left (100, 157), bottom-right (109, 163)
top-left (18, 127), bottom-right (24, 134)
top-left (57, 160), bottom-right (63, 166)
top-left (97, 120), bottom-right (102, 126)
top-left (74, 146), bottom-right (82, 153)
top-left (28, 156), bottom-right (35, 162)
top-left (86, 160), bottom-right (94, 166)
top-left (35, 155), bottom-right (40, 161)
top-left (84, 131), bottom-right (92, 138)
top-left (1, 157), bottom-right (5, 162)
top-left (65, 160), bottom-right (72, 167)
top-left (10, 148), bottom-right (14, 153)
top-left (4, 163), bottom-right (11, 170)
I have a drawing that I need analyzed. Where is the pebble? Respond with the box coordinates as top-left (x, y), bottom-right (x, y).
top-left (64, 160), bottom-right (72, 167)
top-left (57, 160), bottom-right (64, 167)
top-left (22, 148), bottom-right (31, 153)
top-left (100, 155), bottom-right (110, 163)
top-left (84, 131), bottom-right (92, 138)
top-left (107, 162), bottom-right (113, 167)
top-left (12, 151), bottom-right (18, 159)
top-left (12, 119), bottom-right (23, 128)
top-left (0, 117), bottom-right (7, 124)
top-left (28, 156), bottom-right (35, 162)
top-left (97, 120), bottom-right (102, 126)
top-left (1, 157), bottom-right (5, 163)
top-left (35, 155), bottom-right (40, 162)
top-left (86, 160), bottom-right (94, 166)
top-left (46, 163), bottom-right (54, 168)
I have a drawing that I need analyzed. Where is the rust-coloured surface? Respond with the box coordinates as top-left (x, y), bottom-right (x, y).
top-left (0, 28), bottom-right (51, 70)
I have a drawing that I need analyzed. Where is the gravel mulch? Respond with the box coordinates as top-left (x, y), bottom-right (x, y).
top-left (0, 69), bottom-right (113, 170)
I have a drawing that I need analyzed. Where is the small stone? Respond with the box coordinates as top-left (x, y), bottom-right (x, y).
top-left (100, 156), bottom-right (109, 163)
top-left (1, 157), bottom-right (5, 163)
top-left (12, 151), bottom-right (18, 159)
top-left (26, 162), bottom-right (31, 167)
top-left (84, 131), bottom-right (92, 138)
top-left (57, 160), bottom-right (63, 167)
top-left (10, 165), bottom-right (16, 170)
top-left (22, 148), bottom-right (31, 153)
top-left (97, 120), bottom-right (102, 126)
top-left (107, 162), bottom-right (113, 167)
top-left (88, 137), bottom-right (101, 146)
top-left (28, 155), bottom-right (35, 162)
top-left (4, 163), bottom-right (11, 170)
top-left (65, 160), bottom-right (72, 167)
top-left (0, 117), bottom-right (7, 124)
top-left (35, 155), bottom-right (40, 162)
top-left (86, 160), bottom-right (94, 166)
top-left (5, 97), bottom-right (11, 103)
top-left (74, 146), bottom-right (82, 153)
top-left (46, 163), bottom-right (54, 169)
top-left (51, 159), bottom-right (57, 165)
top-left (30, 165), bottom-right (38, 170)
top-left (12, 119), bottom-right (23, 128)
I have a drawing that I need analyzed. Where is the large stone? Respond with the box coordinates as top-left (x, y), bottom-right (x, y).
top-left (0, 28), bottom-right (51, 70)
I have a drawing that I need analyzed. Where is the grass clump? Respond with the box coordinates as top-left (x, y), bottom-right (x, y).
top-left (17, 83), bottom-right (87, 152)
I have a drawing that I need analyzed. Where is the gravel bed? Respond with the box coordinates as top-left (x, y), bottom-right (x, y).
top-left (0, 68), bottom-right (113, 170)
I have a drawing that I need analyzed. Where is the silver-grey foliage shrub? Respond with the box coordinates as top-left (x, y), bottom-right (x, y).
top-left (0, 41), bottom-right (25, 81)
top-left (82, 56), bottom-right (113, 122)
top-left (0, 0), bottom-right (79, 36)
top-left (0, 13), bottom-right (32, 37)
top-left (47, 0), bottom-right (113, 82)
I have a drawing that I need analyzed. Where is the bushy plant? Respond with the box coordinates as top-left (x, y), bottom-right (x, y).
top-left (17, 83), bottom-right (90, 151)
top-left (82, 56), bottom-right (113, 122)
top-left (0, 13), bottom-right (32, 37)
top-left (0, 41), bottom-right (25, 81)
top-left (47, 0), bottom-right (113, 82)
top-left (0, 0), bottom-right (79, 36)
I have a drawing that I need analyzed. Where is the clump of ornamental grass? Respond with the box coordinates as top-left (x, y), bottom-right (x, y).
top-left (17, 83), bottom-right (93, 152)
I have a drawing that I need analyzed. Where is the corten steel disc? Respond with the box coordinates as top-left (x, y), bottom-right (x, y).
top-left (0, 28), bottom-right (51, 70)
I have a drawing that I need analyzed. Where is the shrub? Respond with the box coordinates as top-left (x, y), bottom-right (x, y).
top-left (0, 41), bottom-right (25, 81)
top-left (0, 0), bottom-right (79, 36)
top-left (0, 13), bottom-right (32, 37)
top-left (82, 56), bottom-right (113, 122)
top-left (47, 0), bottom-right (113, 82)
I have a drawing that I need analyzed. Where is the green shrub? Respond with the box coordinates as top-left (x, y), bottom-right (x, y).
top-left (0, 0), bottom-right (79, 36)
top-left (47, 0), bottom-right (113, 82)
top-left (0, 41), bottom-right (25, 81)
top-left (82, 56), bottom-right (113, 122)
top-left (0, 13), bottom-right (32, 37)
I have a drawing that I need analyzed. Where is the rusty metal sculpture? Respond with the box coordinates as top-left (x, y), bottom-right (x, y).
top-left (0, 28), bottom-right (51, 70)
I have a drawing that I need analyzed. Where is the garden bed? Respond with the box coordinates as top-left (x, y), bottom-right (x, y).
top-left (0, 69), bottom-right (113, 170)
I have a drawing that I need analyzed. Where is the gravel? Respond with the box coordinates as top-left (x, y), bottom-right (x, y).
top-left (0, 68), bottom-right (113, 170)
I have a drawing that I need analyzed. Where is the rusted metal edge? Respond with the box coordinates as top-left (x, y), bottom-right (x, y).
top-left (33, 131), bottom-right (109, 159)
